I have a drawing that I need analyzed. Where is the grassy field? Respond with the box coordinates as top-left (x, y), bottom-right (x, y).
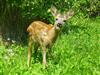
top-left (0, 17), bottom-right (100, 75)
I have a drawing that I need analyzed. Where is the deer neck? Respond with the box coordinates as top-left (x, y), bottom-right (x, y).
top-left (48, 24), bottom-right (60, 42)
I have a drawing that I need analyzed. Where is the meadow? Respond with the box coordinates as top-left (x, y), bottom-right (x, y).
top-left (0, 17), bottom-right (100, 75)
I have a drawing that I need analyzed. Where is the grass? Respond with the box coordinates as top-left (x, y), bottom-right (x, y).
top-left (0, 17), bottom-right (100, 75)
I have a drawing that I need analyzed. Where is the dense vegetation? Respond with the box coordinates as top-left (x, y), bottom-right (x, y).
top-left (0, 0), bottom-right (100, 75)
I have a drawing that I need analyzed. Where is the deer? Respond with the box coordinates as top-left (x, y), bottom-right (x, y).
top-left (27, 6), bottom-right (74, 67)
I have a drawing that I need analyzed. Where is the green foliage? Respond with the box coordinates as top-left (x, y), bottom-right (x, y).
top-left (0, 1), bottom-right (100, 74)
top-left (0, 0), bottom-right (99, 42)
top-left (0, 18), bottom-right (100, 75)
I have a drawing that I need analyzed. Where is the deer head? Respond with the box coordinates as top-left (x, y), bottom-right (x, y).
top-left (49, 6), bottom-right (74, 29)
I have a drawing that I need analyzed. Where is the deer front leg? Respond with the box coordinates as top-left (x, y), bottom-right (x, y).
top-left (34, 43), bottom-right (39, 63)
top-left (27, 37), bottom-right (33, 67)
top-left (42, 46), bottom-right (46, 65)
top-left (48, 47), bottom-right (53, 58)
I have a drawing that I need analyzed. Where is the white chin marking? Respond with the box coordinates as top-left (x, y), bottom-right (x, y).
top-left (56, 26), bottom-right (60, 30)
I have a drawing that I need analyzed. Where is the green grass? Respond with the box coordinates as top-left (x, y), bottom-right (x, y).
top-left (0, 18), bottom-right (100, 75)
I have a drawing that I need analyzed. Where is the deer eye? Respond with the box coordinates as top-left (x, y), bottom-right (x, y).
top-left (56, 18), bottom-right (58, 20)
top-left (63, 20), bottom-right (66, 22)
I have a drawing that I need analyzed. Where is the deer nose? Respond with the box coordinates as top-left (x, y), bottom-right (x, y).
top-left (58, 23), bottom-right (62, 25)
top-left (57, 23), bottom-right (62, 27)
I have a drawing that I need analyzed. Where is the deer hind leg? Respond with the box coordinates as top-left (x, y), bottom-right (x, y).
top-left (42, 46), bottom-right (46, 65)
top-left (27, 37), bottom-right (33, 67)
top-left (34, 43), bottom-right (39, 63)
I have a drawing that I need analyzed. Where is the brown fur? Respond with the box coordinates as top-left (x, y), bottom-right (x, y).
top-left (27, 21), bottom-right (59, 46)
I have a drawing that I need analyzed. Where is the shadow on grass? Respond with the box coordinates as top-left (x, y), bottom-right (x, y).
top-left (62, 23), bottom-right (86, 34)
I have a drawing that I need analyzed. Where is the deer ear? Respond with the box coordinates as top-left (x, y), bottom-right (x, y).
top-left (49, 6), bottom-right (58, 17)
top-left (64, 9), bottom-right (74, 20)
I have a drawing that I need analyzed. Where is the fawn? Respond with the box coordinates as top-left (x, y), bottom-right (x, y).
top-left (27, 6), bottom-right (74, 67)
